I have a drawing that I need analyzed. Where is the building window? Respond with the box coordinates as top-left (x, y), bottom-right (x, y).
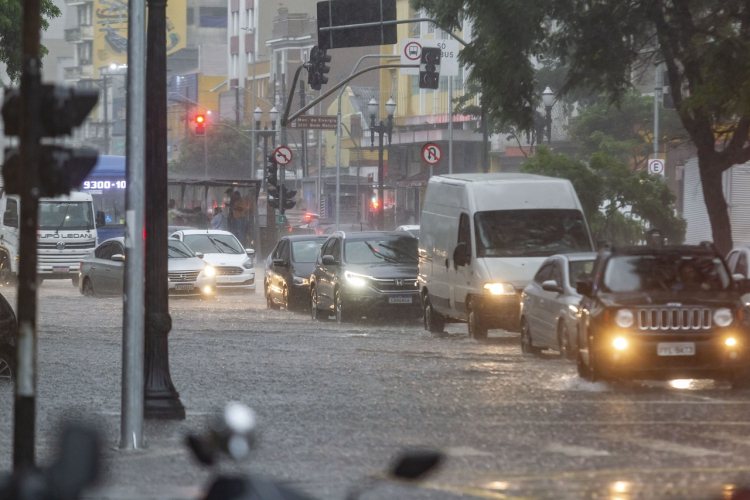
top-left (199, 7), bottom-right (228, 28)
top-left (187, 7), bottom-right (194, 25)
top-left (411, 75), bottom-right (418, 96)
top-left (78, 41), bottom-right (92, 65)
top-left (453, 66), bottom-right (464, 91)
top-left (246, 9), bottom-right (253, 31)
top-left (439, 76), bottom-right (447, 91)
top-left (390, 70), bottom-right (397, 94)
top-left (232, 12), bottom-right (239, 35)
top-left (78, 3), bottom-right (92, 26)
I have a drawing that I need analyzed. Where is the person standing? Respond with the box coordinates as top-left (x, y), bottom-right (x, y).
top-left (211, 207), bottom-right (228, 230)
top-left (229, 191), bottom-right (247, 244)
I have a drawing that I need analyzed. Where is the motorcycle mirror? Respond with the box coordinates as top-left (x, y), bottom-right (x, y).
top-left (390, 450), bottom-right (444, 480)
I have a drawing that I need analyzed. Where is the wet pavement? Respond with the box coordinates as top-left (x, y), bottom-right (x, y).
top-left (1, 278), bottom-right (750, 499)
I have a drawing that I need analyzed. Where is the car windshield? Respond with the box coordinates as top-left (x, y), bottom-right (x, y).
top-left (344, 236), bottom-right (419, 264)
top-left (291, 240), bottom-right (323, 263)
top-left (168, 240), bottom-right (195, 259)
top-left (603, 254), bottom-right (731, 292)
top-left (474, 209), bottom-right (592, 258)
top-left (183, 234), bottom-right (244, 254)
top-left (568, 259), bottom-right (595, 287)
top-left (38, 202), bottom-right (94, 231)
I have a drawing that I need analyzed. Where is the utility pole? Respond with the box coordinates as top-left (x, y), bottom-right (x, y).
top-left (299, 80), bottom-right (307, 182)
top-left (235, 84), bottom-right (241, 127)
top-left (103, 73), bottom-right (110, 155)
top-left (144, 0), bottom-right (185, 420)
top-left (654, 63), bottom-right (662, 161)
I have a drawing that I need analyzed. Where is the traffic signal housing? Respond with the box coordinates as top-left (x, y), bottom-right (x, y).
top-left (307, 46), bottom-right (332, 91)
top-left (195, 114), bottom-right (206, 136)
top-left (264, 155), bottom-right (278, 186)
top-left (282, 185), bottom-right (297, 211)
top-left (1, 86), bottom-right (98, 197)
top-left (419, 47), bottom-right (441, 90)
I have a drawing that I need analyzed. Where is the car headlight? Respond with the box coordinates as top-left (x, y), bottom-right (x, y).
top-left (293, 276), bottom-right (310, 285)
top-left (615, 309), bottom-right (634, 328)
top-left (242, 260), bottom-right (253, 270)
top-left (483, 282), bottom-right (515, 295)
top-left (203, 265), bottom-right (215, 277)
top-left (344, 271), bottom-right (370, 287)
top-left (714, 308), bottom-right (734, 327)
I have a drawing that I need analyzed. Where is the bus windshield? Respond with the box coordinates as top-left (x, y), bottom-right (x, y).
top-left (39, 202), bottom-right (94, 231)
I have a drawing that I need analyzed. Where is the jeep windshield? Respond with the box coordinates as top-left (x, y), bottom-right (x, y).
top-left (603, 254), bottom-right (731, 292)
top-left (38, 202), bottom-right (94, 231)
top-left (474, 209), bottom-right (592, 258)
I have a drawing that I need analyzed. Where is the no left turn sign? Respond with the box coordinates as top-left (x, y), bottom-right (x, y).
top-left (648, 158), bottom-right (665, 176)
top-left (274, 146), bottom-right (293, 166)
top-left (422, 143), bottom-right (442, 165)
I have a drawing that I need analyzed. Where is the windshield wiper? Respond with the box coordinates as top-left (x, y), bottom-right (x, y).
top-left (378, 243), bottom-right (418, 262)
top-left (169, 247), bottom-right (193, 258)
top-left (364, 241), bottom-right (398, 263)
top-left (205, 236), bottom-right (226, 253)
top-left (212, 238), bottom-right (241, 254)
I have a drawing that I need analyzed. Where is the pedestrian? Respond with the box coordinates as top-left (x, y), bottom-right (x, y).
top-left (211, 207), bottom-right (228, 230)
top-left (229, 190), bottom-right (247, 244)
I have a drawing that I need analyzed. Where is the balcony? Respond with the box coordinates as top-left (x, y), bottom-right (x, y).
top-left (64, 64), bottom-right (93, 81)
top-left (66, 0), bottom-right (89, 6)
top-left (65, 25), bottom-right (93, 43)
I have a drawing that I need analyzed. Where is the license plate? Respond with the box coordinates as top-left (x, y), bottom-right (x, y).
top-left (175, 284), bottom-right (193, 291)
top-left (657, 342), bottom-right (696, 356)
top-left (389, 296), bottom-right (412, 304)
top-left (52, 266), bottom-right (69, 274)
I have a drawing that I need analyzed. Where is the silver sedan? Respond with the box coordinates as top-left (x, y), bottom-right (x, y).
top-left (79, 237), bottom-right (217, 298)
top-left (520, 252), bottom-right (596, 359)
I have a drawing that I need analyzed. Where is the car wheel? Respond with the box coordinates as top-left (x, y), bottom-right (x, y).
top-left (311, 286), bottom-right (321, 320)
top-left (558, 322), bottom-right (576, 360)
top-left (576, 349), bottom-right (592, 380)
top-left (282, 287), bottom-right (292, 311)
top-left (0, 259), bottom-right (15, 287)
top-left (467, 300), bottom-right (488, 340)
top-left (423, 295), bottom-right (445, 334)
top-left (81, 278), bottom-right (95, 297)
top-left (0, 349), bottom-right (13, 381)
top-left (334, 288), bottom-right (352, 323)
top-left (520, 319), bottom-right (542, 355)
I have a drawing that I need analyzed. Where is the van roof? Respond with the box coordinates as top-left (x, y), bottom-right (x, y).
top-left (435, 173), bottom-right (552, 183)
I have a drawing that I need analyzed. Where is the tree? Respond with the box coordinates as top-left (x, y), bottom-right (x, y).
top-left (0, 0), bottom-right (61, 83)
top-left (521, 147), bottom-right (686, 246)
top-left (412, 0), bottom-right (750, 254)
top-left (170, 124), bottom-right (256, 179)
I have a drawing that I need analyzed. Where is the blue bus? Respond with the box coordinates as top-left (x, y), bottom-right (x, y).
top-left (83, 155), bottom-right (127, 242)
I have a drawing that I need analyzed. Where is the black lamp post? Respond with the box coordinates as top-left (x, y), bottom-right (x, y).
top-left (368, 98), bottom-right (396, 230)
top-left (254, 106), bottom-right (279, 252)
top-left (144, 0), bottom-right (185, 420)
top-left (541, 86), bottom-right (555, 145)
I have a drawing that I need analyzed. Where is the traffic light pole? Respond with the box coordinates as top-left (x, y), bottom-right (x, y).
top-left (14, 0), bottom-right (43, 470)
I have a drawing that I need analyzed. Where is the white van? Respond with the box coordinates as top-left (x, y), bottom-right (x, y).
top-left (419, 173), bottom-right (593, 339)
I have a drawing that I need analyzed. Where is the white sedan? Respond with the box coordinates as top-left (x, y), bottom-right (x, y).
top-left (171, 229), bottom-right (256, 293)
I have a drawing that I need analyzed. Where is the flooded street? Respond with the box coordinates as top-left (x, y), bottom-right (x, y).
top-left (1, 279), bottom-right (750, 499)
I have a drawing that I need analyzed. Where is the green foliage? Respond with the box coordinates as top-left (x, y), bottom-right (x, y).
top-left (0, 0), bottom-right (61, 83)
top-left (521, 147), bottom-right (686, 246)
top-left (170, 124), bottom-right (256, 179)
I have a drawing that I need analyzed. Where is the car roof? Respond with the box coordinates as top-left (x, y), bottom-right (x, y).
top-left (178, 229), bottom-right (235, 237)
top-left (100, 237), bottom-right (125, 245)
top-left (282, 235), bottom-right (329, 242)
top-left (557, 252), bottom-right (597, 262)
top-left (331, 231), bottom-right (416, 240)
top-left (607, 245), bottom-right (720, 257)
top-left (397, 225), bottom-right (420, 230)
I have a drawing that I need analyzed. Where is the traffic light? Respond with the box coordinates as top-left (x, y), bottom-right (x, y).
top-left (419, 47), bottom-right (441, 90)
top-left (2, 86), bottom-right (98, 197)
top-left (195, 114), bottom-right (206, 136)
top-left (264, 155), bottom-right (278, 187)
top-left (282, 185), bottom-right (297, 211)
top-left (307, 46), bottom-right (332, 91)
top-left (267, 184), bottom-right (280, 209)
top-left (371, 195), bottom-right (379, 211)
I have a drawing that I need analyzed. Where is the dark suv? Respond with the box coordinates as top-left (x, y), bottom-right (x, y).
top-left (309, 231), bottom-right (421, 322)
top-left (575, 245), bottom-right (750, 388)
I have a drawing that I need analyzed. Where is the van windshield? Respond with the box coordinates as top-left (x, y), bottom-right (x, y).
top-left (39, 202), bottom-right (95, 231)
top-left (474, 209), bottom-right (591, 258)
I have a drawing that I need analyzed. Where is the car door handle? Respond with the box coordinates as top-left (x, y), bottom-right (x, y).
top-left (445, 258), bottom-right (449, 269)
top-left (105, 269), bottom-right (110, 272)
top-left (91, 266), bottom-right (96, 270)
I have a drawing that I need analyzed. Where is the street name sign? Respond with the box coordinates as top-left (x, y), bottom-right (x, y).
top-left (400, 38), bottom-right (459, 76)
top-left (288, 115), bottom-right (338, 130)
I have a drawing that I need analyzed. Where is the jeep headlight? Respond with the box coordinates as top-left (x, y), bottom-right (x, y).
top-left (293, 276), bottom-right (309, 285)
top-left (344, 271), bottom-right (370, 287)
top-left (203, 265), bottom-right (215, 277)
top-left (242, 260), bottom-right (253, 270)
top-left (615, 309), bottom-right (634, 328)
top-left (483, 282), bottom-right (515, 295)
top-left (714, 308), bottom-right (733, 327)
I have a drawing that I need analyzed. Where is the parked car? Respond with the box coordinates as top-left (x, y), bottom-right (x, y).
top-left (0, 292), bottom-right (17, 381)
top-left (171, 230), bottom-right (256, 293)
top-left (265, 235), bottom-right (328, 310)
top-left (79, 237), bottom-right (216, 298)
top-left (419, 173), bottom-right (594, 339)
top-left (575, 244), bottom-right (750, 388)
top-left (322, 222), bottom-right (374, 234)
top-left (520, 253), bottom-right (596, 359)
top-left (396, 225), bottom-right (420, 239)
top-left (310, 231), bottom-right (421, 323)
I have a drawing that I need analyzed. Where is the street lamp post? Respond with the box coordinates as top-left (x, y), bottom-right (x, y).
top-left (254, 106), bottom-right (279, 254)
top-left (368, 98), bottom-right (395, 230)
top-left (541, 86), bottom-right (555, 145)
top-left (144, 0), bottom-right (185, 420)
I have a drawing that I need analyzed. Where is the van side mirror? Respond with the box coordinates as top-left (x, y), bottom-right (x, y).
top-left (245, 249), bottom-right (255, 256)
top-left (3, 210), bottom-right (18, 228)
top-left (321, 255), bottom-right (336, 266)
top-left (453, 242), bottom-right (469, 268)
top-left (111, 254), bottom-right (125, 262)
top-left (95, 211), bottom-right (106, 228)
top-left (195, 252), bottom-right (204, 259)
top-left (542, 280), bottom-right (563, 294)
top-left (576, 279), bottom-right (593, 296)
top-left (272, 258), bottom-right (287, 267)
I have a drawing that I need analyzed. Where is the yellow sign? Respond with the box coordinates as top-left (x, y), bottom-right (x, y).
top-left (94, 0), bottom-right (186, 72)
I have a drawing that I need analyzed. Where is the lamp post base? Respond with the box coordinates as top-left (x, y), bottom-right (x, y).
top-left (144, 312), bottom-right (185, 420)
top-left (144, 392), bottom-right (186, 420)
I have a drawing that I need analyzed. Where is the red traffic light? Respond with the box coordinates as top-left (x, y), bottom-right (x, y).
top-left (195, 114), bottom-right (205, 124)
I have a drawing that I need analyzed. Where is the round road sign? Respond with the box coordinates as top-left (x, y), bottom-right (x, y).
top-left (404, 41), bottom-right (422, 61)
top-left (422, 143), bottom-right (442, 165)
top-left (273, 146), bottom-right (293, 166)
top-left (648, 158), bottom-right (665, 175)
